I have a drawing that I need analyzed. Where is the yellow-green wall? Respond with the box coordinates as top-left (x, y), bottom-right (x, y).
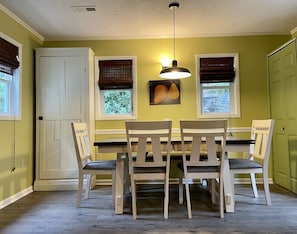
top-left (0, 6), bottom-right (293, 203)
top-left (0, 8), bottom-right (43, 202)
top-left (44, 35), bottom-right (290, 131)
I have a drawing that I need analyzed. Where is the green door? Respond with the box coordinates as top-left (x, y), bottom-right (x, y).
top-left (268, 40), bottom-right (297, 193)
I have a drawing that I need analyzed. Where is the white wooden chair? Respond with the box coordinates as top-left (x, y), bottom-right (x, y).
top-left (71, 122), bottom-right (116, 208)
top-left (125, 120), bottom-right (172, 219)
top-left (229, 119), bottom-right (274, 205)
top-left (178, 119), bottom-right (227, 218)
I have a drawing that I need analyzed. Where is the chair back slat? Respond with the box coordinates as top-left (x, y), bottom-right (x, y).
top-left (205, 136), bottom-right (218, 162)
top-left (151, 137), bottom-right (163, 162)
top-left (190, 136), bottom-right (201, 162)
top-left (250, 119), bottom-right (274, 162)
top-left (136, 137), bottom-right (147, 162)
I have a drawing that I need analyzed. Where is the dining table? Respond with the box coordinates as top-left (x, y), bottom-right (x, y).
top-left (94, 137), bottom-right (253, 214)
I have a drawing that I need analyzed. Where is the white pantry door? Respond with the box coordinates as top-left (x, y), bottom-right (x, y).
top-left (37, 55), bottom-right (86, 179)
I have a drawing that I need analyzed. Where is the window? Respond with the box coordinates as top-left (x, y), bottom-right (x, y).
top-left (196, 53), bottom-right (240, 118)
top-left (0, 33), bottom-right (22, 120)
top-left (95, 56), bottom-right (137, 120)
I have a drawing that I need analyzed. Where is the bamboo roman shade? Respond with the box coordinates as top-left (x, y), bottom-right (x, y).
top-left (98, 60), bottom-right (133, 90)
top-left (0, 37), bottom-right (20, 75)
top-left (200, 57), bottom-right (235, 83)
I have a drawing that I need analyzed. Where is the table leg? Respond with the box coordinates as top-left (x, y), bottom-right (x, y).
top-left (223, 152), bottom-right (235, 213)
top-left (114, 153), bottom-right (129, 214)
top-left (115, 153), bottom-right (125, 214)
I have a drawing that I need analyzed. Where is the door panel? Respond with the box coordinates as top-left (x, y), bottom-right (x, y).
top-left (64, 57), bottom-right (85, 118)
top-left (40, 57), bottom-right (64, 118)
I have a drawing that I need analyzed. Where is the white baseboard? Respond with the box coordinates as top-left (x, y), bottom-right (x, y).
top-left (0, 186), bottom-right (33, 209)
top-left (34, 179), bottom-right (79, 191)
top-left (33, 178), bottom-right (96, 191)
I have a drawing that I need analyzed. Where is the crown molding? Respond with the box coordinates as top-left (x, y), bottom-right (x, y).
top-left (0, 4), bottom-right (44, 41)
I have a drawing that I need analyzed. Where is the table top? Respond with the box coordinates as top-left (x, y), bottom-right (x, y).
top-left (94, 137), bottom-right (254, 147)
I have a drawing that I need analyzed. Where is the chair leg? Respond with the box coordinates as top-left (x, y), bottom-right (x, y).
top-left (219, 178), bottom-right (224, 218)
top-left (230, 172), bottom-right (235, 199)
top-left (164, 175), bottom-right (169, 219)
top-left (77, 174), bottom-right (83, 208)
top-left (112, 170), bottom-right (116, 208)
top-left (250, 172), bottom-right (259, 198)
top-left (131, 178), bottom-right (137, 219)
top-left (178, 170), bottom-right (184, 204)
top-left (85, 174), bottom-right (91, 199)
top-left (211, 179), bottom-right (216, 204)
top-left (185, 178), bottom-right (192, 219)
top-left (263, 171), bottom-right (271, 205)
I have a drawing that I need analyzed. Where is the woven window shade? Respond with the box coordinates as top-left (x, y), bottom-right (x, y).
top-left (0, 37), bottom-right (19, 75)
top-left (98, 60), bottom-right (133, 90)
top-left (200, 57), bottom-right (235, 83)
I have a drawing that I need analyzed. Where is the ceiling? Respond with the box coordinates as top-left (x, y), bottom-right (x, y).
top-left (1, 0), bottom-right (297, 41)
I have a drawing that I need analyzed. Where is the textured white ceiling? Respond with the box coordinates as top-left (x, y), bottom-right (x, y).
top-left (1, 0), bottom-right (297, 41)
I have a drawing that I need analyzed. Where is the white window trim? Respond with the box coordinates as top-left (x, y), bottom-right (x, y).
top-left (196, 53), bottom-right (241, 119)
top-left (94, 56), bottom-right (137, 120)
top-left (0, 32), bottom-right (22, 120)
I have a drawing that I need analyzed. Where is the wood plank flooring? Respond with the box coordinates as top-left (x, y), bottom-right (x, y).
top-left (0, 183), bottom-right (296, 234)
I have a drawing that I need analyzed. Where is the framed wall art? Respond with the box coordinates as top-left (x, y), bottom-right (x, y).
top-left (149, 80), bottom-right (180, 105)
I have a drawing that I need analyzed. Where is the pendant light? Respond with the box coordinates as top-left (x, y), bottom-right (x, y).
top-left (159, 1), bottom-right (191, 79)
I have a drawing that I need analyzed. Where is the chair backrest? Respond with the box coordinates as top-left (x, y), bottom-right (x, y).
top-left (250, 119), bottom-right (274, 163)
top-left (71, 122), bottom-right (92, 170)
top-left (125, 120), bottom-right (172, 169)
top-left (180, 120), bottom-right (227, 167)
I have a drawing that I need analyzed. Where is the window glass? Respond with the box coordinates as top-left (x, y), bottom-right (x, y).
top-left (0, 72), bottom-right (12, 113)
top-left (202, 82), bottom-right (231, 113)
top-left (103, 89), bottom-right (132, 115)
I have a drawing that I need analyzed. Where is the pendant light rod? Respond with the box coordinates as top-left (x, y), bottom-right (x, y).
top-left (169, 1), bottom-right (179, 60)
top-left (159, 1), bottom-right (191, 79)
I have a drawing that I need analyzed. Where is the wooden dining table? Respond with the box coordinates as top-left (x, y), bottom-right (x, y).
top-left (94, 137), bottom-right (253, 214)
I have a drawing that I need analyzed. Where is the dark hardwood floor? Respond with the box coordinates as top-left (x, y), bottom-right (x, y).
top-left (0, 183), bottom-right (296, 234)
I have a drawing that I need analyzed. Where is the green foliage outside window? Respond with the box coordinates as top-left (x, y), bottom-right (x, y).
top-left (103, 90), bottom-right (132, 114)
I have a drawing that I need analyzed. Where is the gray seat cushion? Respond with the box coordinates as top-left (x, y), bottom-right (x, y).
top-left (177, 162), bottom-right (220, 173)
top-left (84, 160), bottom-right (116, 170)
top-left (133, 166), bottom-right (166, 174)
top-left (229, 158), bottom-right (262, 170)
top-left (132, 154), bottom-right (167, 173)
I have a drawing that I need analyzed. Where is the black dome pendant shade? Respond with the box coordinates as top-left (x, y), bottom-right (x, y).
top-left (159, 1), bottom-right (191, 79)
top-left (160, 60), bottom-right (191, 79)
